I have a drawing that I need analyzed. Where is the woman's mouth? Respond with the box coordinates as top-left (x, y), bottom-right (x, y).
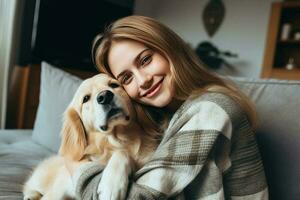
top-left (142, 78), bottom-right (164, 98)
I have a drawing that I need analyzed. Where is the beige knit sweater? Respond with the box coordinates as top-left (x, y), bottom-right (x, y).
top-left (73, 92), bottom-right (268, 199)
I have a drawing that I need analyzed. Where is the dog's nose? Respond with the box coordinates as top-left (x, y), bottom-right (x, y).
top-left (97, 90), bottom-right (114, 105)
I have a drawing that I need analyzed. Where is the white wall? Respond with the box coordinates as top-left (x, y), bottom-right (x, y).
top-left (134, 0), bottom-right (278, 78)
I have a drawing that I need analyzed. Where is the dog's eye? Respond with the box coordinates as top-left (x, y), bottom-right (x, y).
top-left (82, 95), bottom-right (90, 103)
top-left (109, 82), bottom-right (120, 88)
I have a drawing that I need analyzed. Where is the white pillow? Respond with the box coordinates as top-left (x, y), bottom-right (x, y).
top-left (32, 62), bottom-right (83, 152)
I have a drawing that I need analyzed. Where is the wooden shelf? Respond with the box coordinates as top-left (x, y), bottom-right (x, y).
top-left (279, 40), bottom-right (300, 44)
top-left (262, 2), bottom-right (300, 80)
top-left (271, 68), bottom-right (300, 80)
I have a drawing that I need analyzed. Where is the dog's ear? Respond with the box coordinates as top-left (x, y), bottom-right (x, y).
top-left (59, 108), bottom-right (87, 161)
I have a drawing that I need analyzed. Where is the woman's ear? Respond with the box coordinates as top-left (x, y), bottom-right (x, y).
top-left (59, 108), bottom-right (87, 161)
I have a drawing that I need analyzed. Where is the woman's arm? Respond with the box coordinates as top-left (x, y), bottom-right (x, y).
top-left (70, 125), bottom-right (222, 200)
top-left (70, 93), bottom-right (268, 200)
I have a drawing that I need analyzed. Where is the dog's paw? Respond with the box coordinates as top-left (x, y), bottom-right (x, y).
top-left (97, 167), bottom-right (129, 200)
top-left (23, 191), bottom-right (42, 200)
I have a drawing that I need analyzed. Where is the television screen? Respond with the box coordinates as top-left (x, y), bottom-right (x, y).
top-left (30, 0), bottom-right (134, 70)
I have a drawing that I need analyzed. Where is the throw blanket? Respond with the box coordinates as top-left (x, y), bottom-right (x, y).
top-left (74, 93), bottom-right (268, 199)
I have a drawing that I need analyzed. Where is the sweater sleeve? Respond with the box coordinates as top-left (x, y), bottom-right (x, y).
top-left (73, 163), bottom-right (168, 200)
top-left (73, 162), bottom-right (104, 200)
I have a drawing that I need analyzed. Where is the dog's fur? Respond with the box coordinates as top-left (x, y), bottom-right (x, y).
top-left (23, 74), bottom-right (158, 200)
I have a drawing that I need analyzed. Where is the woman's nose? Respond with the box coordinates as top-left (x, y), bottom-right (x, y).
top-left (136, 72), bottom-right (152, 89)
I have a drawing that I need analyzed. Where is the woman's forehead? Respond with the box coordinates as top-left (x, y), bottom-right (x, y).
top-left (108, 40), bottom-right (147, 74)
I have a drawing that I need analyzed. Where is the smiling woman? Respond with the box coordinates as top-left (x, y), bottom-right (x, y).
top-left (69, 15), bottom-right (269, 199)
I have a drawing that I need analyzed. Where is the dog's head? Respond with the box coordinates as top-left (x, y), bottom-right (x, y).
top-left (59, 73), bottom-right (135, 160)
top-left (70, 73), bottom-right (134, 133)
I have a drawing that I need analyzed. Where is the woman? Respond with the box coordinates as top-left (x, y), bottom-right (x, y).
top-left (68, 15), bottom-right (268, 199)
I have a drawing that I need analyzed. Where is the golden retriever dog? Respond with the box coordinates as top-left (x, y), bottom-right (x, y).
top-left (23, 74), bottom-right (158, 200)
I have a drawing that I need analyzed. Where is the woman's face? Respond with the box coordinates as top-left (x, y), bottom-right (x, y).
top-left (107, 39), bottom-right (174, 107)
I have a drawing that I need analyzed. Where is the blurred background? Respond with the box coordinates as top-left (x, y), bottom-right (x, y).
top-left (1, 0), bottom-right (299, 128)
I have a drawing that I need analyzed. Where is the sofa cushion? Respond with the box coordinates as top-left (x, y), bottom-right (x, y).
top-left (231, 77), bottom-right (300, 200)
top-left (0, 130), bottom-right (52, 199)
top-left (32, 62), bottom-right (83, 152)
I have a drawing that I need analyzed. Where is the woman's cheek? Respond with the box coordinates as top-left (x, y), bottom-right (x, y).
top-left (123, 84), bottom-right (139, 100)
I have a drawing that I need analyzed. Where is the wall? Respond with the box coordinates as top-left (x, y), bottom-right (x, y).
top-left (134, 0), bottom-right (278, 78)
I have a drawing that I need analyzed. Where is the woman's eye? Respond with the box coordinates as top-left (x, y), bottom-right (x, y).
top-left (140, 55), bottom-right (152, 66)
top-left (121, 74), bottom-right (132, 85)
top-left (82, 95), bottom-right (90, 103)
top-left (109, 82), bottom-right (120, 88)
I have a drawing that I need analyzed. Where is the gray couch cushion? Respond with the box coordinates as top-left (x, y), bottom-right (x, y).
top-left (32, 62), bottom-right (82, 153)
top-left (0, 130), bottom-right (52, 199)
top-left (231, 77), bottom-right (300, 200)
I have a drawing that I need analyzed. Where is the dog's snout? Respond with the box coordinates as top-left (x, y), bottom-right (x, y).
top-left (97, 90), bottom-right (114, 105)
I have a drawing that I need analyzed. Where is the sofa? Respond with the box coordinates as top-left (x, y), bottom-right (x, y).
top-left (0, 62), bottom-right (299, 200)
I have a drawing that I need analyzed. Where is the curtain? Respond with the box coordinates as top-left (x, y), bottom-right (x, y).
top-left (0, 0), bottom-right (18, 128)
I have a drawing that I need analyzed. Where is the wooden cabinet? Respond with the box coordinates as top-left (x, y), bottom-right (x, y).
top-left (262, 2), bottom-right (300, 80)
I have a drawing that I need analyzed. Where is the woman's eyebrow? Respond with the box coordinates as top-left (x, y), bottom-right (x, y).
top-left (116, 48), bottom-right (150, 80)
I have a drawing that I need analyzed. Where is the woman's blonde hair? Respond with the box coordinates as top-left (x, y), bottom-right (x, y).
top-left (92, 15), bottom-right (258, 133)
